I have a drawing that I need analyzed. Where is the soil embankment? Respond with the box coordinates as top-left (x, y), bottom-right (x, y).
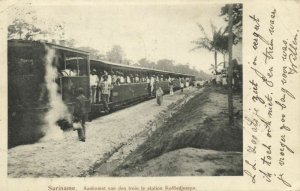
top-left (110, 86), bottom-right (243, 176)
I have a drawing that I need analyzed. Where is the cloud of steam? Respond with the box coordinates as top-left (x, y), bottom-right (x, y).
top-left (41, 46), bottom-right (71, 141)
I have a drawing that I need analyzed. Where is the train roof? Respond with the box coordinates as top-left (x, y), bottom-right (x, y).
top-left (8, 39), bottom-right (195, 77)
top-left (91, 59), bottom-right (194, 77)
top-left (8, 39), bottom-right (89, 55)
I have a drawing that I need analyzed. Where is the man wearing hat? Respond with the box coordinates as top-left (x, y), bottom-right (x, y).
top-left (90, 69), bottom-right (99, 103)
top-left (99, 74), bottom-right (112, 113)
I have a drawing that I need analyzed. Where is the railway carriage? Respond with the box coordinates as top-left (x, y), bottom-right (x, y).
top-left (89, 59), bottom-right (194, 116)
top-left (8, 39), bottom-right (195, 147)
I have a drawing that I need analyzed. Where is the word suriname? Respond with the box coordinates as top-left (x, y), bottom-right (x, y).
top-left (48, 186), bottom-right (76, 191)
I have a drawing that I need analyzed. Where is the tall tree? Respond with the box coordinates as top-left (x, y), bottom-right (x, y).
top-left (106, 45), bottom-right (125, 63)
top-left (157, 59), bottom-right (174, 71)
top-left (66, 38), bottom-right (76, 48)
top-left (214, 28), bottom-right (229, 68)
top-left (220, 3), bottom-right (242, 125)
top-left (138, 58), bottom-right (156, 68)
top-left (8, 18), bottom-right (43, 40)
top-left (220, 4), bottom-right (243, 44)
top-left (122, 59), bottom-right (133, 65)
top-left (227, 4), bottom-right (234, 124)
top-left (77, 46), bottom-right (101, 59)
top-left (191, 23), bottom-right (225, 74)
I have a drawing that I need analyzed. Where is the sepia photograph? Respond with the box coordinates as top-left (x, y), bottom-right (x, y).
top-left (6, 2), bottom-right (243, 178)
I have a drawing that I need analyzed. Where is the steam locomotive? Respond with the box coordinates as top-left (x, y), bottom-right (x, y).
top-left (8, 39), bottom-right (195, 147)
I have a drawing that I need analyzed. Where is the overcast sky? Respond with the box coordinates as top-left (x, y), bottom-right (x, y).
top-left (8, 2), bottom-right (242, 73)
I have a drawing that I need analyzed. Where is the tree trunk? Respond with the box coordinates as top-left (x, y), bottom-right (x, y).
top-left (227, 4), bottom-right (234, 125)
top-left (214, 50), bottom-right (217, 74)
top-left (223, 53), bottom-right (226, 69)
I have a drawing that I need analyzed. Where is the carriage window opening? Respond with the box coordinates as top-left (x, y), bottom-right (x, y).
top-left (65, 58), bottom-right (78, 76)
top-left (62, 52), bottom-right (87, 77)
top-left (56, 52), bottom-right (66, 75)
top-left (77, 54), bottom-right (88, 76)
top-left (78, 59), bottom-right (88, 76)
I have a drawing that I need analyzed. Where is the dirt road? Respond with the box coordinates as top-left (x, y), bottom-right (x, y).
top-left (8, 87), bottom-right (201, 177)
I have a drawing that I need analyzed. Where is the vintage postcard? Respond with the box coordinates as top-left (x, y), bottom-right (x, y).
top-left (0, 0), bottom-right (299, 190)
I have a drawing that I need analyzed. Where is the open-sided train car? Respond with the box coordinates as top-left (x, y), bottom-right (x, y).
top-left (8, 39), bottom-right (195, 147)
top-left (8, 40), bottom-right (90, 147)
top-left (89, 59), bottom-right (194, 117)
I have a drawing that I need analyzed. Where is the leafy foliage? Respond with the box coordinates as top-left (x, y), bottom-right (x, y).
top-left (106, 45), bottom-right (125, 64)
top-left (136, 58), bottom-right (210, 80)
top-left (77, 46), bottom-right (104, 59)
top-left (8, 18), bottom-right (43, 40)
top-left (191, 23), bottom-right (229, 73)
top-left (220, 4), bottom-right (243, 44)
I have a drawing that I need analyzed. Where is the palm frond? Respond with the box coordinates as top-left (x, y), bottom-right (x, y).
top-left (191, 38), bottom-right (213, 52)
top-left (210, 21), bottom-right (217, 34)
top-left (196, 23), bottom-right (208, 39)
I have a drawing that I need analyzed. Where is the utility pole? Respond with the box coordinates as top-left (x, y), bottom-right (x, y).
top-left (227, 4), bottom-right (234, 125)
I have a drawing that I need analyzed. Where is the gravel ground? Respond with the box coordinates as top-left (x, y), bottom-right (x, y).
top-left (8, 87), bottom-right (201, 178)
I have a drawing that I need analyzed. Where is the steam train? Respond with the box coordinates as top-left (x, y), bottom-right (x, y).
top-left (8, 39), bottom-right (195, 147)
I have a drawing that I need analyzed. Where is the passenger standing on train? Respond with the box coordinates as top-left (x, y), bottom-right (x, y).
top-left (150, 75), bottom-right (155, 96)
top-left (114, 71), bottom-right (119, 85)
top-left (107, 71), bottom-right (113, 101)
top-left (135, 74), bottom-right (139, 83)
top-left (73, 87), bottom-right (89, 142)
top-left (99, 75), bottom-right (112, 113)
top-left (146, 76), bottom-right (150, 83)
top-left (130, 74), bottom-right (134, 83)
top-left (120, 74), bottom-right (125, 84)
top-left (107, 71), bottom-right (112, 85)
top-left (90, 69), bottom-right (99, 103)
top-left (111, 71), bottom-right (117, 85)
top-left (156, 76), bottom-right (159, 82)
top-left (98, 71), bottom-right (105, 103)
top-left (116, 75), bottom-right (121, 85)
top-left (126, 75), bottom-right (131, 83)
top-left (70, 68), bottom-right (77, 76)
top-left (101, 70), bottom-right (108, 82)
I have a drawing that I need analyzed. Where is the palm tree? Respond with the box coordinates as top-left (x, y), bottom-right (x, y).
top-left (192, 23), bottom-right (228, 73)
top-left (214, 29), bottom-right (229, 69)
top-left (220, 3), bottom-right (242, 125)
top-left (209, 62), bottom-right (224, 74)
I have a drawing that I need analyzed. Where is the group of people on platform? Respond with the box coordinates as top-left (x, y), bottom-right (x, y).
top-left (91, 69), bottom-right (174, 87)
top-left (90, 69), bottom-right (112, 113)
top-left (89, 68), bottom-right (190, 104)
top-left (72, 68), bottom-right (191, 142)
